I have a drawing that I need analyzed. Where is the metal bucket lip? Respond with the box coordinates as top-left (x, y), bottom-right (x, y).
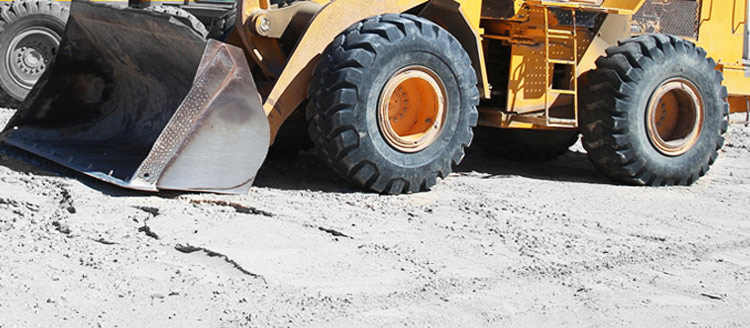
top-left (2, 3), bottom-right (269, 194)
top-left (0, 134), bottom-right (158, 191)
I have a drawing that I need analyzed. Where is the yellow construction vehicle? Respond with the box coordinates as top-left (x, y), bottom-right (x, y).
top-left (1, 0), bottom-right (747, 194)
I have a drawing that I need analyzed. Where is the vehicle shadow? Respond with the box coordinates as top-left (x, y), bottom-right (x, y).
top-left (0, 143), bottom-right (63, 178)
top-left (255, 143), bottom-right (614, 192)
top-left (0, 142), bottom-right (613, 197)
top-left (253, 151), bottom-right (358, 193)
top-left (455, 144), bottom-right (612, 185)
top-left (0, 140), bottom-right (353, 196)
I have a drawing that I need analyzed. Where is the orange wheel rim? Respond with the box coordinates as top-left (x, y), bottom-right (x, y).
top-left (378, 66), bottom-right (447, 153)
top-left (646, 78), bottom-right (704, 156)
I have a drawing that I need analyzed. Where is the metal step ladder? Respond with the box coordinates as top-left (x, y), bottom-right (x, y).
top-left (542, 6), bottom-right (579, 127)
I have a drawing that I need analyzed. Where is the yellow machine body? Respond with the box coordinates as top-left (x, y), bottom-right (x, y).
top-left (694, 0), bottom-right (750, 114)
top-left (1, 0), bottom-right (747, 193)
top-left (236, 0), bottom-right (750, 135)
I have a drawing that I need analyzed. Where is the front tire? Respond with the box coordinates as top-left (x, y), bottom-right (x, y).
top-left (306, 14), bottom-right (479, 194)
top-left (579, 34), bottom-right (728, 186)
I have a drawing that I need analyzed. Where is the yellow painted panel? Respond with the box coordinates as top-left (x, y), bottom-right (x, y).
top-left (599, 0), bottom-right (647, 14)
top-left (696, 0), bottom-right (746, 67)
top-left (507, 43), bottom-right (550, 114)
top-left (723, 68), bottom-right (750, 97)
top-left (728, 95), bottom-right (749, 114)
top-left (695, 0), bottom-right (750, 97)
top-left (456, 0), bottom-right (482, 30)
top-left (523, 0), bottom-right (646, 14)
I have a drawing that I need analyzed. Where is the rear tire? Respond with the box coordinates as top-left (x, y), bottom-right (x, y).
top-left (579, 34), bottom-right (728, 186)
top-left (306, 14), bottom-right (479, 194)
top-left (144, 6), bottom-right (208, 39)
top-left (0, 0), bottom-right (68, 107)
top-left (474, 127), bottom-right (579, 161)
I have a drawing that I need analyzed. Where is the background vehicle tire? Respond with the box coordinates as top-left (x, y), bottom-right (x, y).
top-left (474, 127), bottom-right (579, 161)
top-left (307, 14), bottom-right (479, 194)
top-left (145, 5), bottom-right (208, 39)
top-left (579, 33), bottom-right (728, 186)
top-left (0, 0), bottom-right (68, 107)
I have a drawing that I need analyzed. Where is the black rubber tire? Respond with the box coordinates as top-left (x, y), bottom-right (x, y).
top-left (474, 127), bottom-right (579, 161)
top-left (0, 0), bottom-right (68, 107)
top-left (579, 33), bottom-right (729, 186)
top-left (145, 6), bottom-right (208, 39)
top-left (306, 14), bottom-right (479, 194)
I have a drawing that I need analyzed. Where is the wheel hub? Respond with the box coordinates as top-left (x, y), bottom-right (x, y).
top-left (6, 27), bottom-right (60, 90)
top-left (646, 78), bottom-right (704, 156)
top-left (378, 66), bottom-right (447, 153)
top-left (22, 47), bottom-right (44, 69)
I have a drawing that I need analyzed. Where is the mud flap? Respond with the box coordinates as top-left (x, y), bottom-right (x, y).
top-left (0, 1), bottom-right (269, 194)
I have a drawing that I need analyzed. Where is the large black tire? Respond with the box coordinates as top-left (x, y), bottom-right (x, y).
top-left (145, 6), bottom-right (208, 39)
top-left (474, 127), bottom-right (579, 161)
top-left (0, 0), bottom-right (68, 107)
top-left (580, 34), bottom-right (728, 186)
top-left (306, 14), bottom-right (479, 194)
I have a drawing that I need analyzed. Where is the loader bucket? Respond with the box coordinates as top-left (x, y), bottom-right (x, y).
top-left (0, 1), bottom-right (269, 194)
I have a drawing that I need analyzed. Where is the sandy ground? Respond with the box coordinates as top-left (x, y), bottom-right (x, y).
top-left (0, 107), bottom-right (749, 327)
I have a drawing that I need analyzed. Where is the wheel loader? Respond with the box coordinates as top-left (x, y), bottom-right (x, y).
top-left (0, 0), bottom-right (748, 194)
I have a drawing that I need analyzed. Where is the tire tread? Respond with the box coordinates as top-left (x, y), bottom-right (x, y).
top-left (307, 14), bottom-right (478, 194)
top-left (580, 33), bottom-right (728, 186)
